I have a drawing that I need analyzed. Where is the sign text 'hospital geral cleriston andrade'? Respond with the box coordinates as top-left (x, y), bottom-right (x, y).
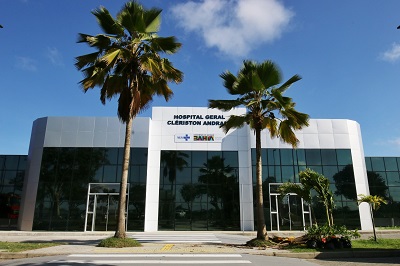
top-left (167, 114), bottom-right (226, 126)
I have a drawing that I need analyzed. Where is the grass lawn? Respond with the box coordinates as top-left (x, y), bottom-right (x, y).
top-left (98, 237), bottom-right (141, 248)
top-left (0, 242), bottom-right (64, 252)
top-left (352, 238), bottom-right (400, 249)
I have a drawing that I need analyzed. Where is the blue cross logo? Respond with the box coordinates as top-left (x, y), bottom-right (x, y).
top-left (183, 134), bottom-right (190, 141)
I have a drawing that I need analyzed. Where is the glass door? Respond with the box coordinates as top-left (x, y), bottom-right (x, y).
top-left (84, 183), bottom-right (129, 232)
top-left (94, 195), bottom-right (119, 231)
top-left (269, 183), bottom-right (312, 231)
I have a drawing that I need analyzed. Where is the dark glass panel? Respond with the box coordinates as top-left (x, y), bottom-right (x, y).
top-left (130, 148), bottom-right (148, 165)
top-left (370, 157), bottom-right (385, 171)
top-left (93, 166), bottom-right (104, 182)
top-left (305, 150), bottom-right (321, 165)
top-left (321, 149), bottom-right (337, 165)
top-left (0, 156), bottom-right (4, 169)
top-left (267, 149), bottom-right (280, 165)
top-left (175, 185), bottom-right (187, 202)
top-left (267, 166), bottom-right (281, 182)
top-left (336, 149), bottom-right (352, 166)
top-left (389, 186), bottom-right (400, 201)
top-left (281, 166), bottom-right (295, 183)
top-left (295, 149), bottom-right (306, 165)
top-left (129, 166), bottom-right (140, 183)
top-left (386, 172), bottom-right (400, 186)
top-left (251, 149), bottom-right (256, 166)
top-left (280, 149), bottom-right (294, 165)
top-left (365, 157), bottom-right (372, 171)
top-left (192, 151), bottom-right (207, 167)
top-left (103, 165), bottom-right (117, 182)
top-left (104, 148), bottom-right (119, 165)
top-left (158, 203), bottom-right (175, 221)
top-left (223, 151), bottom-right (238, 167)
top-left (4, 156), bottom-right (19, 170)
top-left (376, 172), bottom-right (388, 186)
top-left (208, 151), bottom-right (222, 160)
top-left (117, 148), bottom-right (124, 166)
top-left (191, 168), bottom-right (202, 184)
top-left (18, 156), bottom-right (27, 170)
top-left (323, 165), bottom-right (339, 183)
top-left (139, 165), bottom-right (147, 183)
top-left (384, 157), bottom-right (398, 171)
top-left (175, 168), bottom-right (191, 184)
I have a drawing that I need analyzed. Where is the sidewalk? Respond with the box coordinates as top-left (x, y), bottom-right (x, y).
top-left (0, 230), bottom-right (399, 260)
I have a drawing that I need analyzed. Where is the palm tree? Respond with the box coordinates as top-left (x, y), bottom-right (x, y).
top-left (357, 194), bottom-right (387, 241)
top-left (209, 60), bottom-right (309, 240)
top-left (75, 1), bottom-right (183, 238)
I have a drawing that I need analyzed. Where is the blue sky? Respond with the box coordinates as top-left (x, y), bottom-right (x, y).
top-left (1, 0), bottom-right (400, 156)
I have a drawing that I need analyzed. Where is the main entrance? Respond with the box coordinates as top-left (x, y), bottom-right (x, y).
top-left (269, 183), bottom-right (312, 231)
top-left (84, 183), bottom-right (129, 232)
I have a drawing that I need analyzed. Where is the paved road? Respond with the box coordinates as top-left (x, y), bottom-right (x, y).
top-left (308, 257), bottom-right (400, 266)
top-left (1, 253), bottom-right (321, 266)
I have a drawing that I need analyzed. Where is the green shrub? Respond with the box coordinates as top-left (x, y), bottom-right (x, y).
top-left (305, 224), bottom-right (360, 249)
top-left (98, 237), bottom-right (141, 248)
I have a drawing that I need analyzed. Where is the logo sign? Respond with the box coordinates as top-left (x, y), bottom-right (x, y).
top-left (175, 134), bottom-right (191, 142)
top-left (175, 134), bottom-right (223, 143)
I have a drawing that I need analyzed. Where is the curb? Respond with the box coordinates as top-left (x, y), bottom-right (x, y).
top-left (272, 250), bottom-right (400, 259)
top-left (2, 249), bottom-right (400, 261)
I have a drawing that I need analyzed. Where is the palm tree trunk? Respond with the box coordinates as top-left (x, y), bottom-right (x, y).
top-left (255, 128), bottom-right (267, 240)
top-left (114, 115), bottom-right (132, 238)
top-left (370, 205), bottom-right (377, 242)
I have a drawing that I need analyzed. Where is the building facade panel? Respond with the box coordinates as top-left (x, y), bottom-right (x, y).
top-left (12, 107), bottom-right (380, 232)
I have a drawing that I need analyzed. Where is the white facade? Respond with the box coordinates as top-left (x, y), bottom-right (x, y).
top-left (18, 107), bottom-right (373, 231)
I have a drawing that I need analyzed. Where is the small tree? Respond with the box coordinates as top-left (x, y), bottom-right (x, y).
top-left (278, 168), bottom-right (335, 226)
top-left (357, 194), bottom-right (387, 241)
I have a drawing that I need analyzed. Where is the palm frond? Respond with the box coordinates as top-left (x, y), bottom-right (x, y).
top-left (100, 75), bottom-right (126, 104)
top-left (75, 52), bottom-right (100, 70)
top-left (261, 116), bottom-right (278, 137)
top-left (150, 36), bottom-right (182, 54)
top-left (221, 115), bottom-right (249, 133)
top-left (92, 6), bottom-right (124, 36)
top-left (278, 120), bottom-right (299, 147)
top-left (208, 99), bottom-right (242, 111)
top-left (275, 74), bottom-right (302, 94)
top-left (257, 60), bottom-right (281, 89)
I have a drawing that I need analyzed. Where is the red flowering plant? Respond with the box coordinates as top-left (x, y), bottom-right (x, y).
top-left (306, 224), bottom-right (360, 249)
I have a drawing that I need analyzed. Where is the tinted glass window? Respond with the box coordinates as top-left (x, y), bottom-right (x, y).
top-left (321, 150), bottom-right (337, 165)
top-left (280, 149), bottom-right (294, 165)
top-left (305, 150), bottom-right (321, 165)
top-left (370, 157), bottom-right (385, 171)
top-left (384, 158), bottom-right (398, 171)
top-left (337, 149), bottom-right (352, 165)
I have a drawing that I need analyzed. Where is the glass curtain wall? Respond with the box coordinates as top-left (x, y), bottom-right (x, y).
top-left (0, 155), bottom-right (26, 229)
top-left (365, 157), bottom-right (400, 227)
top-left (159, 151), bottom-right (240, 231)
top-left (252, 149), bottom-right (360, 230)
top-left (33, 147), bottom-right (147, 231)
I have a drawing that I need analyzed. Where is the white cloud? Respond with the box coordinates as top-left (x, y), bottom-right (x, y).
top-left (388, 138), bottom-right (400, 147)
top-left (46, 47), bottom-right (64, 66)
top-left (381, 43), bottom-right (400, 62)
top-left (171, 0), bottom-right (294, 58)
top-left (15, 56), bottom-right (37, 71)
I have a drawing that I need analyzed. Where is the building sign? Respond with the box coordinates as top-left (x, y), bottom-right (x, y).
top-left (175, 134), bottom-right (223, 143)
top-left (167, 114), bottom-right (226, 126)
